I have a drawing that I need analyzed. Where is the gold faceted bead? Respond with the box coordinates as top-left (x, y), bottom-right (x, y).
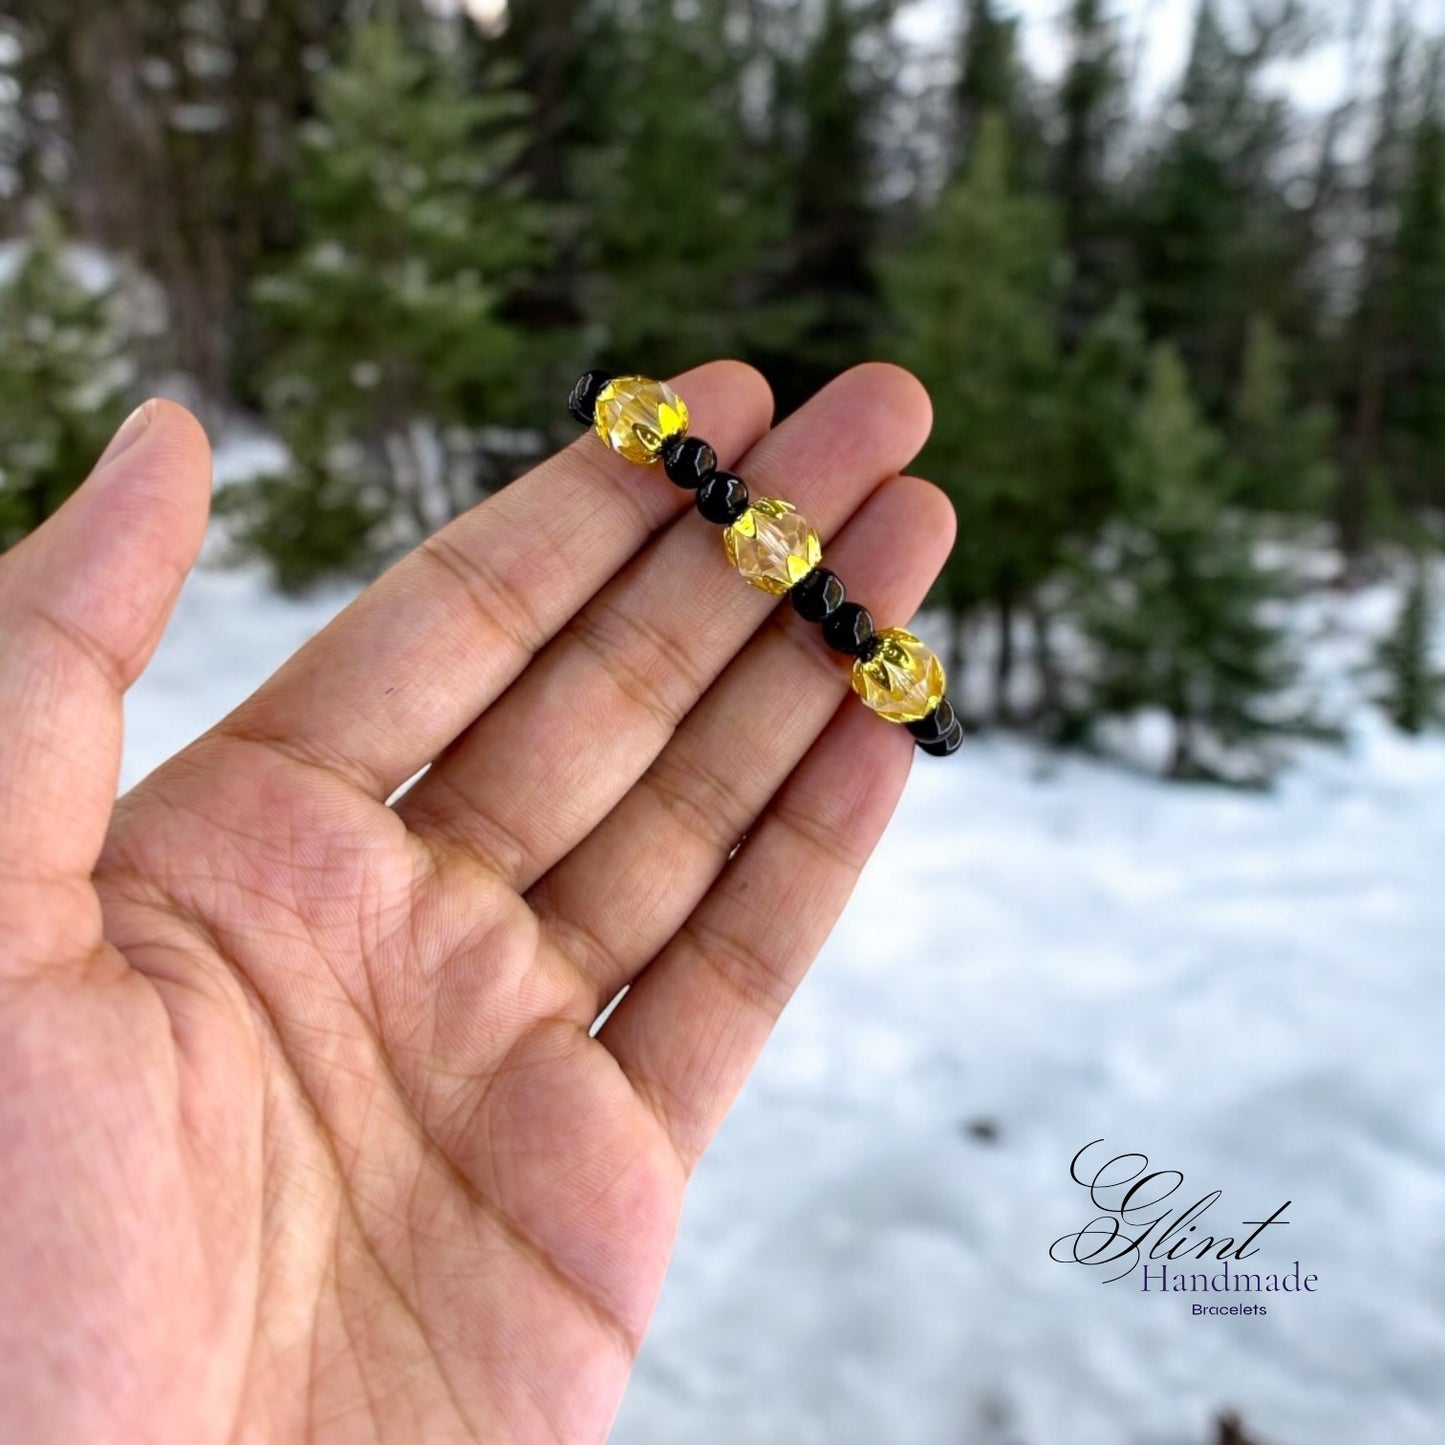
top-left (723, 498), bottom-right (823, 595)
top-left (851, 627), bottom-right (947, 724)
top-left (593, 375), bottom-right (689, 464)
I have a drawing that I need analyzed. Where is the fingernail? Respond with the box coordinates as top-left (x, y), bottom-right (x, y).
top-left (94, 402), bottom-right (154, 472)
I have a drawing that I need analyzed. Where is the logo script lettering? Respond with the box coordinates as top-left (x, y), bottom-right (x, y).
top-left (1049, 1140), bottom-right (1292, 1284)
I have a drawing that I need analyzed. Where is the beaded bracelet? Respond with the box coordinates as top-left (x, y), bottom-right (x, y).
top-left (568, 370), bottom-right (963, 757)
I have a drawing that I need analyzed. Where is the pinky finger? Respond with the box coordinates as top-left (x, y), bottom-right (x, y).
top-left (598, 698), bottom-right (918, 1171)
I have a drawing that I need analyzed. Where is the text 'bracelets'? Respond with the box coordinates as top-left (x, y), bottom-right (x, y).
top-left (568, 370), bottom-right (963, 758)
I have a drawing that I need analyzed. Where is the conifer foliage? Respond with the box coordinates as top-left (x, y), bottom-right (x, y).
top-left (224, 18), bottom-right (546, 588)
top-left (575, 0), bottom-right (800, 381)
top-left (0, 213), bottom-right (132, 552)
top-left (1077, 347), bottom-right (1309, 782)
top-left (1378, 560), bottom-right (1445, 736)
top-left (889, 115), bottom-right (1064, 714)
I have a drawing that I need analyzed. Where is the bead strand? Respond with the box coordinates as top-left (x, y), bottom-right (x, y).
top-left (568, 370), bottom-right (962, 756)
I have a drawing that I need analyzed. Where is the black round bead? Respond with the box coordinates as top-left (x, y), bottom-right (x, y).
top-left (906, 695), bottom-right (956, 742)
top-left (661, 435), bottom-right (718, 489)
top-left (696, 470), bottom-right (749, 524)
top-left (568, 369), bottom-right (615, 427)
top-left (822, 601), bottom-right (876, 657)
top-left (917, 717), bottom-right (964, 757)
top-left (791, 567), bottom-right (846, 622)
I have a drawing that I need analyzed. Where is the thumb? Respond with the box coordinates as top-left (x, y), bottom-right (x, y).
top-left (0, 400), bottom-right (211, 965)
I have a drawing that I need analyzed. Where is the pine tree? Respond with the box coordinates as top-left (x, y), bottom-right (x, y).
top-left (1378, 557), bottom-right (1445, 735)
top-left (764, 0), bottom-right (896, 413)
top-left (1058, 299), bottom-right (1148, 539)
top-left (1385, 48), bottom-right (1445, 518)
top-left (1130, 0), bottom-right (1302, 412)
top-left (1054, 0), bottom-right (1128, 344)
top-left (228, 18), bottom-right (548, 588)
top-left (1078, 344), bottom-right (1311, 782)
top-left (1042, 298), bottom-right (1149, 727)
top-left (1336, 14), bottom-right (1413, 564)
top-left (0, 212), bottom-right (134, 552)
top-left (575, 0), bottom-right (801, 379)
top-left (1228, 314), bottom-right (1336, 517)
top-left (491, 0), bottom-right (617, 351)
top-left (887, 114), bottom-right (1065, 718)
top-left (954, 0), bottom-right (1043, 182)
top-left (493, 0), bottom-right (604, 204)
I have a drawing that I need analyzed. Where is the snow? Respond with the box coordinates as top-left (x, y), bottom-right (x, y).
top-left (122, 564), bottom-right (351, 790)
top-left (615, 719), bottom-right (1445, 1445)
top-left (121, 543), bottom-right (1445, 1445)
top-left (0, 236), bottom-right (120, 292)
top-left (209, 422), bottom-right (290, 490)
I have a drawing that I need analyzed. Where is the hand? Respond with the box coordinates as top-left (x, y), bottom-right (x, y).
top-left (0, 363), bottom-right (951, 1444)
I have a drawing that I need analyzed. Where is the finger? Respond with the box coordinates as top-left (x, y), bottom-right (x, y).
top-left (530, 475), bottom-right (954, 1005)
top-left (401, 364), bottom-right (933, 890)
top-left (0, 401), bottom-right (211, 968)
top-left (602, 695), bottom-right (919, 1170)
top-left (212, 360), bottom-right (773, 798)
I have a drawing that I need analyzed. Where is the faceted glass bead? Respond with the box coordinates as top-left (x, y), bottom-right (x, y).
top-left (723, 498), bottom-right (823, 595)
top-left (594, 375), bottom-right (689, 464)
top-left (851, 627), bottom-right (947, 724)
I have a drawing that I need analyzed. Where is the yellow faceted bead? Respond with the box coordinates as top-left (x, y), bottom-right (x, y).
top-left (851, 627), bottom-right (946, 724)
top-left (593, 375), bottom-right (689, 464)
top-left (723, 498), bottom-right (823, 595)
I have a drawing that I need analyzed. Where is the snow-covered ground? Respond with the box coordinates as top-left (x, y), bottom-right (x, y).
top-left (122, 557), bottom-right (1445, 1445)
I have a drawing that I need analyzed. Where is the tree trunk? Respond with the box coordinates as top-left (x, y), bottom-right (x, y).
top-left (1168, 712), bottom-right (1196, 780)
top-left (994, 592), bottom-right (1015, 724)
top-left (946, 606), bottom-right (967, 689)
top-left (1339, 318), bottom-right (1383, 577)
top-left (1031, 605), bottom-right (1060, 724)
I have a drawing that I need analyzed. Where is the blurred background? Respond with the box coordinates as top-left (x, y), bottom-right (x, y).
top-left (3, 1), bottom-right (1444, 1441)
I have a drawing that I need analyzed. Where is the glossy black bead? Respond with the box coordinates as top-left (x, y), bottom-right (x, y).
top-left (696, 470), bottom-right (749, 524)
top-left (917, 717), bottom-right (964, 757)
top-left (568, 369), bottom-right (614, 427)
top-left (791, 567), bottom-right (846, 622)
top-left (906, 696), bottom-right (956, 742)
top-left (821, 601), bottom-right (876, 657)
top-left (661, 435), bottom-right (718, 489)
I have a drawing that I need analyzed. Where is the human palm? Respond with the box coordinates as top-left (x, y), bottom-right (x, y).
top-left (0, 362), bottom-right (951, 1443)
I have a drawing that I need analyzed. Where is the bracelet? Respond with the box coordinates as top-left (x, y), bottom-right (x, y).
top-left (568, 370), bottom-right (963, 757)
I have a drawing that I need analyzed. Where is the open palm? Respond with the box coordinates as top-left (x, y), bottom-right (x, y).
top-left (0, 362), bottom-right (951, 1444)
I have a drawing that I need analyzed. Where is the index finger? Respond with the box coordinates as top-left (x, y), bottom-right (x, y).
top-left (208, 361), bottom-right (774, 798)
